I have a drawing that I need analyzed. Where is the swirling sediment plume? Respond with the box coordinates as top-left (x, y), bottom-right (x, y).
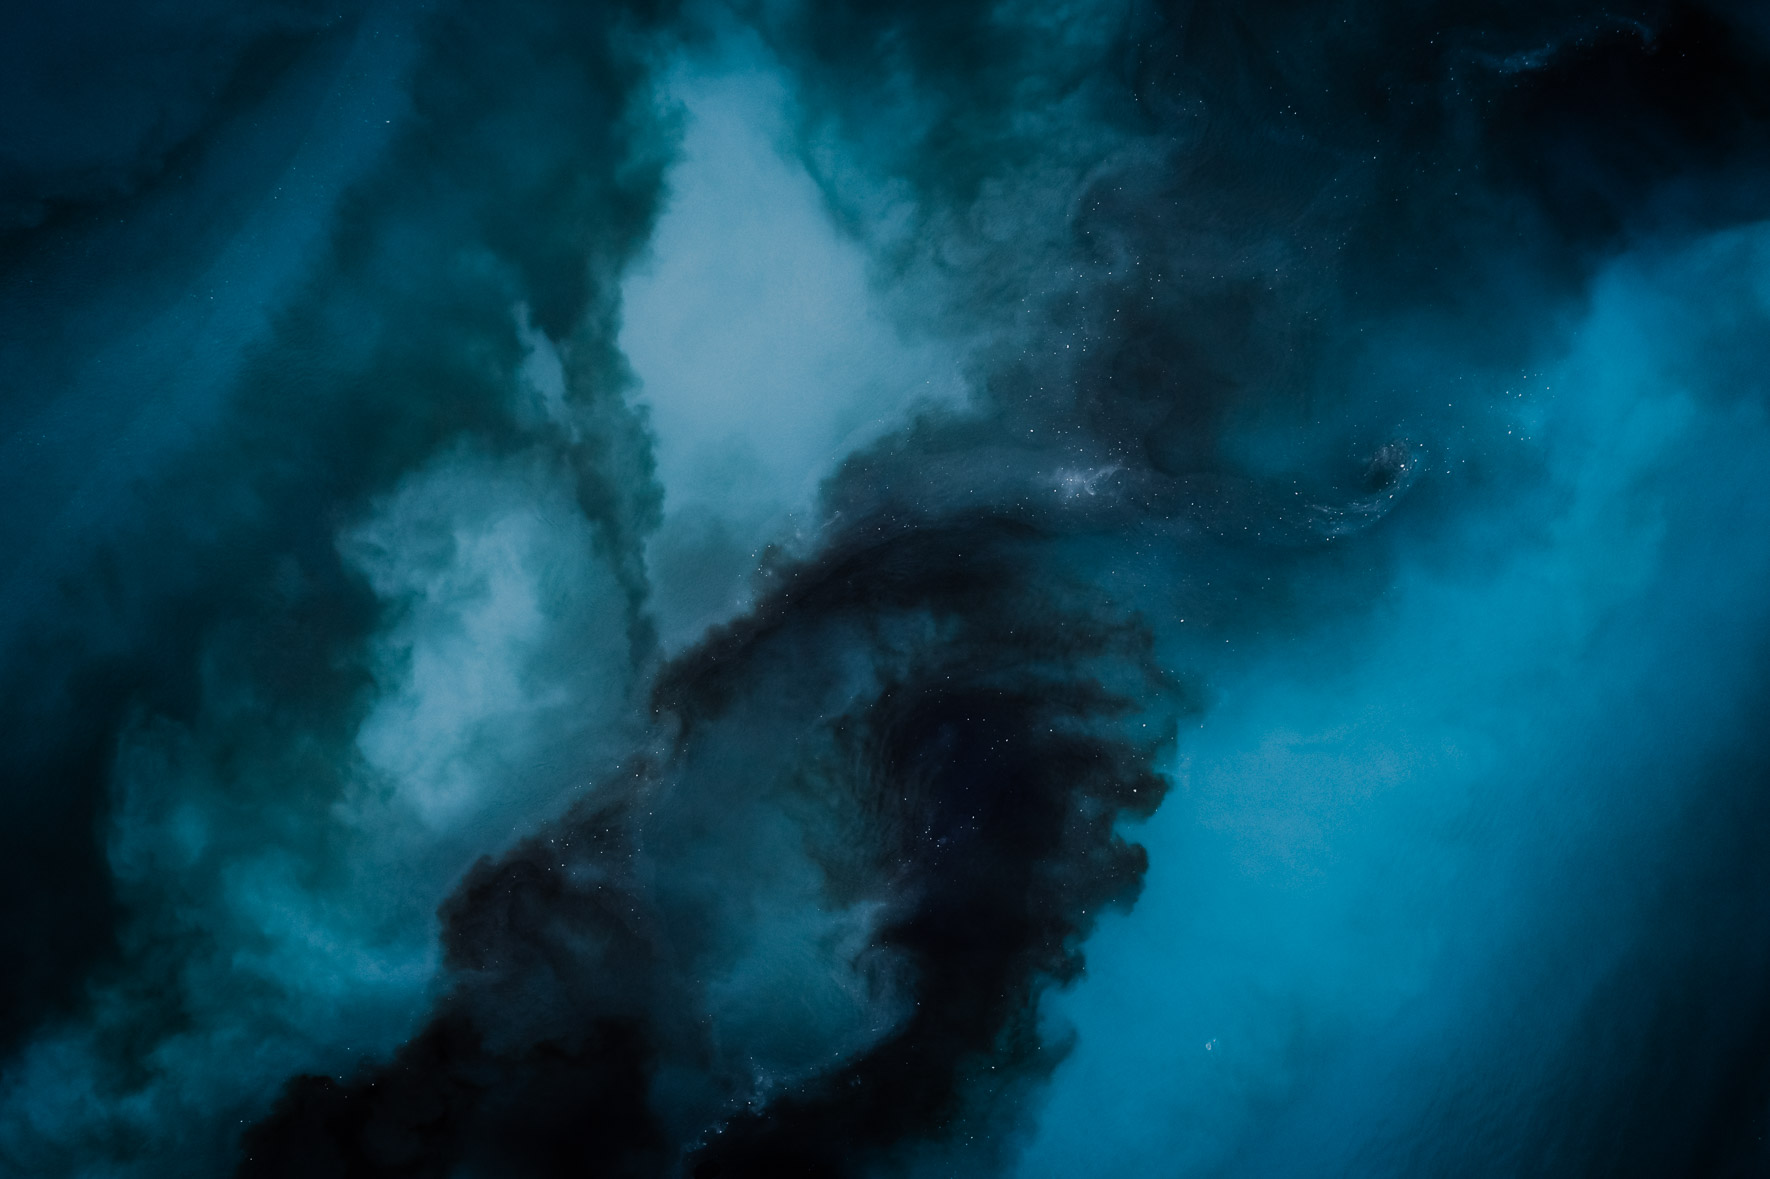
top-left (2, 1), bottom-right (1770, 1177)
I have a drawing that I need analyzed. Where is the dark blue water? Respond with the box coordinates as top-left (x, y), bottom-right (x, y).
top-left (3, 2), bottom-right (1770, 1176)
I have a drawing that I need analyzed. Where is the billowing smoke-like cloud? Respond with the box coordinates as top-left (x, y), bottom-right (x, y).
top-left (4, 0), bottom-right (1770, 1176)
top-left (0, 0), bottom-right (676, 1171)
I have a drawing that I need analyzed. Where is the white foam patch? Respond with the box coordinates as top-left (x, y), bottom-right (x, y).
top-left (0, 443), bottom-right (642, 1174)
top-left (621, 53), bottom-right (965, 650)
top-left (342, 447), bottom-right (634, 832)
